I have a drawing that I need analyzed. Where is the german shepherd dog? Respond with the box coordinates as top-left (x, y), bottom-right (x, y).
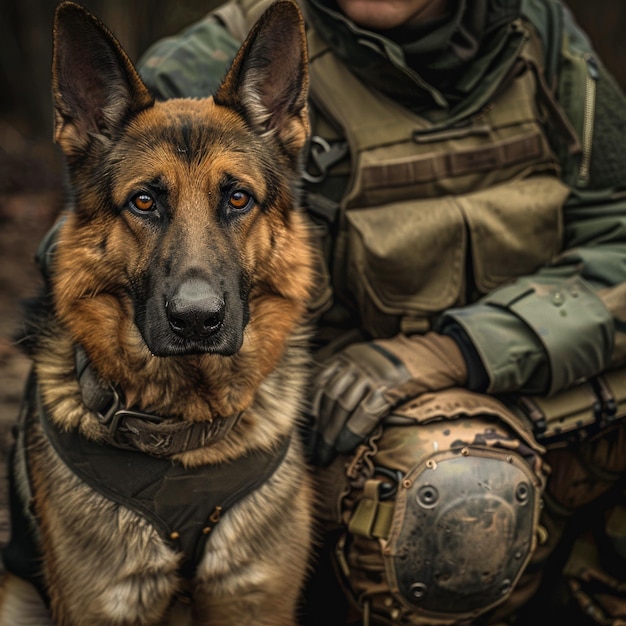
top-left (0, 1), bottom-right (314, 624)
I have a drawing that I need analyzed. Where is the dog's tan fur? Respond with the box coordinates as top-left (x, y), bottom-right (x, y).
top-left (0, 2), bottom-right (314, 624)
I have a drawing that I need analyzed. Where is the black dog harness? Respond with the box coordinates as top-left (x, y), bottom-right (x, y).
top-left (5, 230), bottom-right (295, 599)
top-left (3, 370), bottom-right (290, 598)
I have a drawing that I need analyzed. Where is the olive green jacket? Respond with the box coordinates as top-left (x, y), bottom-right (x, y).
top-left (139, 0), bottom-right (626, 398)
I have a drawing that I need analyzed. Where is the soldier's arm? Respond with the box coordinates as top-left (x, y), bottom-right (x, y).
top-left (437, 26), bottom-right (626, 397)
top-left (137, 11), bottom-right (241, 100)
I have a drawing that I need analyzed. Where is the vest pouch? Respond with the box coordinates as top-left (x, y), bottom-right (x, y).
top-left (344, 176), bottom-right (567, 337)
top-left (344, 196), bottom-right (467, 337)
top-left (460, 176), bottom-right (568, 294)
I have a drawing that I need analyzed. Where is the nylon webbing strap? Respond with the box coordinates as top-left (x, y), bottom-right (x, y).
top-left (360, 132), bottom-right (544, 190)
top-left (348, 479), bottom-right (395, 539)
top-left (514, 366), bottom-right (626, 444)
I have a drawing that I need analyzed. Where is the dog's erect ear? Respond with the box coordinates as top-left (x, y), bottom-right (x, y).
top-left (52, 2), bottom-right (154, 156)
top-left (214, 0), bottom-right (310, 158)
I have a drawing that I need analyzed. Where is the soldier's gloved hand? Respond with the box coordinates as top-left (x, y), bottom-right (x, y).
top-left (309, 332), bottom-right (468, 466)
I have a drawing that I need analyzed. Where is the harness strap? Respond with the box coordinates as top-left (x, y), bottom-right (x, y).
top-left (2, 372), bottom-right (49, 604)
top-left (36, 375), bottom-right (292, 578)
top-left (3, 370), bottom-right (292, 591)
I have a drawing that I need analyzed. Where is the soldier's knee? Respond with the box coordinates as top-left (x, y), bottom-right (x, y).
top-left (314, 389), bottom-right (549, 624)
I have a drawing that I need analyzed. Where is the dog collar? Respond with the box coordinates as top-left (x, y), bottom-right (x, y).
top-left (74, 346), bottom-right (242, 458)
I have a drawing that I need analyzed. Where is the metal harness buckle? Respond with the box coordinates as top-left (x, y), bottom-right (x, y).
top-left (302, 136), bottom-right (348, 183)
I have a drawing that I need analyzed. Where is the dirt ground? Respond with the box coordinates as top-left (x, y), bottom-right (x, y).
top-left (0, 129), bottom-right (63, 563)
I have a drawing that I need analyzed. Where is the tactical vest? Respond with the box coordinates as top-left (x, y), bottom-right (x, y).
top-left (216, 0), bottom-right (573, 339)
top-left (311, 26), bottom-right (575, 338)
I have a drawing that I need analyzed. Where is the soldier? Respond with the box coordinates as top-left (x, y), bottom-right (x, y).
top-left (101, 0), bottom-right (626, 623)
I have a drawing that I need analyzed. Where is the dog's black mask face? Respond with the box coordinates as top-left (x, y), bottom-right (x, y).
top-left (104, 112), bottom-right (263, 358)
top-left (51, 1), bottom-right (310, 359)
top-left (123, 170), bottom-right (254, 358)
top-left (133, 236), bottom-right (250, 358)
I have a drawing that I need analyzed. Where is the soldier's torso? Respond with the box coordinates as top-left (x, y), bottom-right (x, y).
top-left (302, 24), bottom-right (571, 342)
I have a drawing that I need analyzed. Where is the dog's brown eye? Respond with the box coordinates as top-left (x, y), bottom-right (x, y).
top-left (130, 193), bottom-right (155, 212)
top-left (228, 190), bottom-right (253, 212)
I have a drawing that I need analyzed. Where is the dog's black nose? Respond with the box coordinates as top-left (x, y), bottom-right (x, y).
top-left (166, 278), bottom-right (226, 339)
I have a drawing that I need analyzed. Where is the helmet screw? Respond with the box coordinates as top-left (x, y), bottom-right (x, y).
top-left (515, 482), bottom-right (529, 503)
top-left (416, 484), bottom-right (439, 508)
top-left (410, 582), bottom-right (427, 600)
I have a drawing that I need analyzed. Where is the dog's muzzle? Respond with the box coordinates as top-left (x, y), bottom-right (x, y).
top-left (136, 273), bottom-right (246, 357)
top-left (166, 277), bottom-right (226, 340)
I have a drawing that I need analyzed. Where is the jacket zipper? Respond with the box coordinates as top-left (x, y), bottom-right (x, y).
top-left (578, 54), bottom-right (599, 185)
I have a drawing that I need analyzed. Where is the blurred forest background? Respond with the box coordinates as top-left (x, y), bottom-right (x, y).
top-left (1, 0), bottom-right (225, 193)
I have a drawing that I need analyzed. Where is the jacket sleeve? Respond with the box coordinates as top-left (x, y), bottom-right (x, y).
top-left (137, 13), bottom-right (241, 100)
top-left (437, 188), bottom-right (626, 396)
top-left (436, 26), bottom-right (626, 397)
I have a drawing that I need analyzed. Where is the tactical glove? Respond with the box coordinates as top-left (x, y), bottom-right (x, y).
top-left (308, 332), bottom-right (468, 466)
